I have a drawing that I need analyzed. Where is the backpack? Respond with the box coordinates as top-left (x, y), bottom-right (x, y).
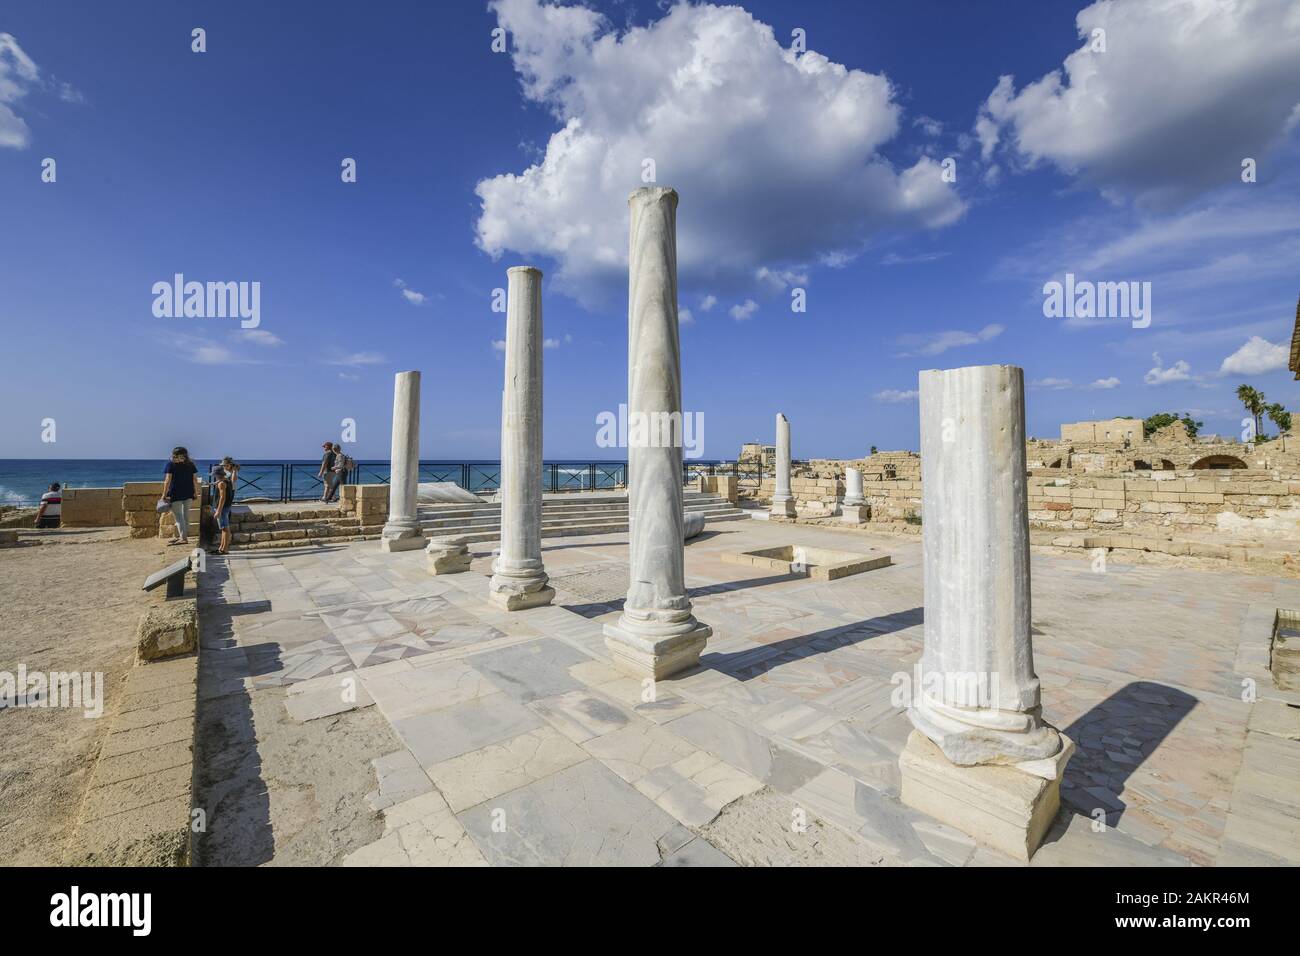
top-left (334, 453), bottom-right (355, 475)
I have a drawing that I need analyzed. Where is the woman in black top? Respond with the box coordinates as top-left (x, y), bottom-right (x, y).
top-left (162, 446), bottom-right (200, 545)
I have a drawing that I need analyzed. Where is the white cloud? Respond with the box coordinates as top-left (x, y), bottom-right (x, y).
top-left (0, 33), bottom-right (39, 149)
top-left (543, 337), bottom-right (560, 349)
top-left (874, 389), bottom-right (919, 403)
top-left (897, 323), bottom-right (1004, 357)
top-left (491, 339), bottom-right (506, 352)
top-left (729, 299), bottom-right (758, 321)
top-left (475, 0), bottom-right (965, 306)
top-left (678, 308), bottom-right (694, 326)
top-left (1144, 353), bottom-right (1192, 385)
top-left (1219, 336), bottom-right (1288, 375)
top-left (393, 278), bottom-right (428, 305)
top-left (755, 266), bottom-right (808, 291)
top-left (325, 350), bottom-right (386, 367)
top-left (880, 250), bottom-right (949, 266)
top-left (1030, 377), bottom-right (1074, 390)
top-left (699, 294), bottom-right (717, 312)
top-left (976, 0), bottom-right (1300, 207)
top-left (241, 329), bottom-right (284, 347)
top-left (1089, 376), bottom-right (1121, 390)
top-left (338, 372), bottom-right (360, 382)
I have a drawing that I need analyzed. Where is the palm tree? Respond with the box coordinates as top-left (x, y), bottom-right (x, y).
top-left (1266, 402), bottom-right (1292, 437)
top-left (1236, 385), bottom-right (1265, 440)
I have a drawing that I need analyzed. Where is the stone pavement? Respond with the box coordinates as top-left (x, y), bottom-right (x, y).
top-left (193, 519), bottom-right (1300, 866)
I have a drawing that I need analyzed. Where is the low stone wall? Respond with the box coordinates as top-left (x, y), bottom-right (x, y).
top-left (1027, 472), bottom-right (1300, 538)
top-left (122, 481), bottom-right (202, 540)
top-left (60, 487), bottom-right (125, 527)
top-left (758, 475), bottom-right (844, 516)
top-left (340, 483), bottom-right (389, 531)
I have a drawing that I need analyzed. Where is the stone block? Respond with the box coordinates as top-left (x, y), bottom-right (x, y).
top-left (0, 529), bottom-right (18, 547)
top-left (900, 730), bottom-right (1074, 862)
top-left (426, 537), bottom-right (472, 574)
top-left (137, 601), bottom-right (198, 662)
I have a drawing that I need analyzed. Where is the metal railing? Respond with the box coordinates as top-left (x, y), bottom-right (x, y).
top-left (226, 459), bottom-right (770, 502)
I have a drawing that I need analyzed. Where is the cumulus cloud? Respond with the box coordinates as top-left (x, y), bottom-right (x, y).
top-left (1219, 335), bottom-right (1288, 375)
top-left (475, 0), bottom-right (965, 306)
top-left (975, 0), bottom-right (1300, 206)
top-left (874, 389), bottom-right (919, 403)
top-left (698, 294), bottom-right (717, 312)
top-left (896, 323), bottom-right (1004, 357)
top-left (1090, 376), bottom-right (1122, 389)
top-left (1145, 353), bottom-right (1192, 385)
top-left (678, 308), bottom-right (694, 326)
top-left (730, 299), bottom-right (758, 321)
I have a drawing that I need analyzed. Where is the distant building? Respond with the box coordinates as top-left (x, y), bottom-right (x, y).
top-left (739, 442), bottom-right (775, 466)
top-left (1060, 418), bottom-right (1143, 444)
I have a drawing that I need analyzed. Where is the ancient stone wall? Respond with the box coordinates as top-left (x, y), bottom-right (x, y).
top-left (60, 487), bottom-right (125, 527)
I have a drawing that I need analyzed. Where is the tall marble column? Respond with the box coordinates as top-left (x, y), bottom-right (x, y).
top-left (603, 186), bottom-right (711, 680)
top-left (770, 413), bottom-right (796, 517)
top-left (488, 266), bottom-right (554, 610)
top-left (900, 364), bottom-right (1073, 861)
top-left (381, 370), bottom-right (424, 552)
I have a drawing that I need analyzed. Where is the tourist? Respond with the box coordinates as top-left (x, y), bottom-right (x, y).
top-left (210, 464), bottom-right (234, 555)
top-left (326, 442), bottom-right (347, 502)
top-left (161, 446), bottom-right (200, 546)
top-left (317, 441), bottom-right (336, 502)
top-left (35, 482), bottom-right (61, 529)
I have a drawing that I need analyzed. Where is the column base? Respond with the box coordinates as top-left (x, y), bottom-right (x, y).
top-left (488, 584), bottom-right (555, 611)
top-left (603, 618), bottom-right (711, 680)
top-left (426, 537), bottom-right (472, 574)
top-left (841, 504), bottom-right (867, 524)
top-left (769, 497), bottom-right (797, 518)
top-left (380, 527), bottom-right (426, 553)
top-left (899, 730), bottom-right (1074, 862)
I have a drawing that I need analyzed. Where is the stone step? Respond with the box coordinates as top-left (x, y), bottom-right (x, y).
top-left (421, 508), bottom-right (750, 541)
top-left (230, 517), bottom-right (363, 533)
top-left (232, 524), bottom-right (367, 544)
top-left (418, 502), bottom-right (743, 530)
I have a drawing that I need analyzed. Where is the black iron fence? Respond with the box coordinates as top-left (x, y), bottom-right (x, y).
top-left (226, 458), bottom-right (775, 502)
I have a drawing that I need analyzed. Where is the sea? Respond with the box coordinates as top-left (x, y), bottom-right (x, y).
top-left (0, 459), bottom-right (315, 506)
top-left (0, 459), bottom-right (631, 506)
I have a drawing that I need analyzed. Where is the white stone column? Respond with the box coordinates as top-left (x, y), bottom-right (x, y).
top-left (900, 364), bottom-right (1072, 861)
top-left (604, 186), bottom-right (710, 680)
top-left (843, 467), bottom-right (865, 505)
top-left (769, 413), bottom-right (796, 517)
top-left (841, 466), bottom-right (866, 523)
top-left (489, 266), bottom-right (554, 610)
top-left (381, 370), bottom-right (424, 552)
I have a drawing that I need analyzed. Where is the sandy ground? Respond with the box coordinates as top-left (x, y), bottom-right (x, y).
top-left (0, 527), bottom-right (175, 865)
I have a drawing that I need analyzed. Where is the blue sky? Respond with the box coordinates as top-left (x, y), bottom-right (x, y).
top-left (1, 0), bottom-right (1298, 462)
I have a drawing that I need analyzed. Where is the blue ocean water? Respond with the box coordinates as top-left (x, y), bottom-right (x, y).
top-left (0, 459), bottom-right (629, 505)
top-left (0, 459), bottom-right (218, 506)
